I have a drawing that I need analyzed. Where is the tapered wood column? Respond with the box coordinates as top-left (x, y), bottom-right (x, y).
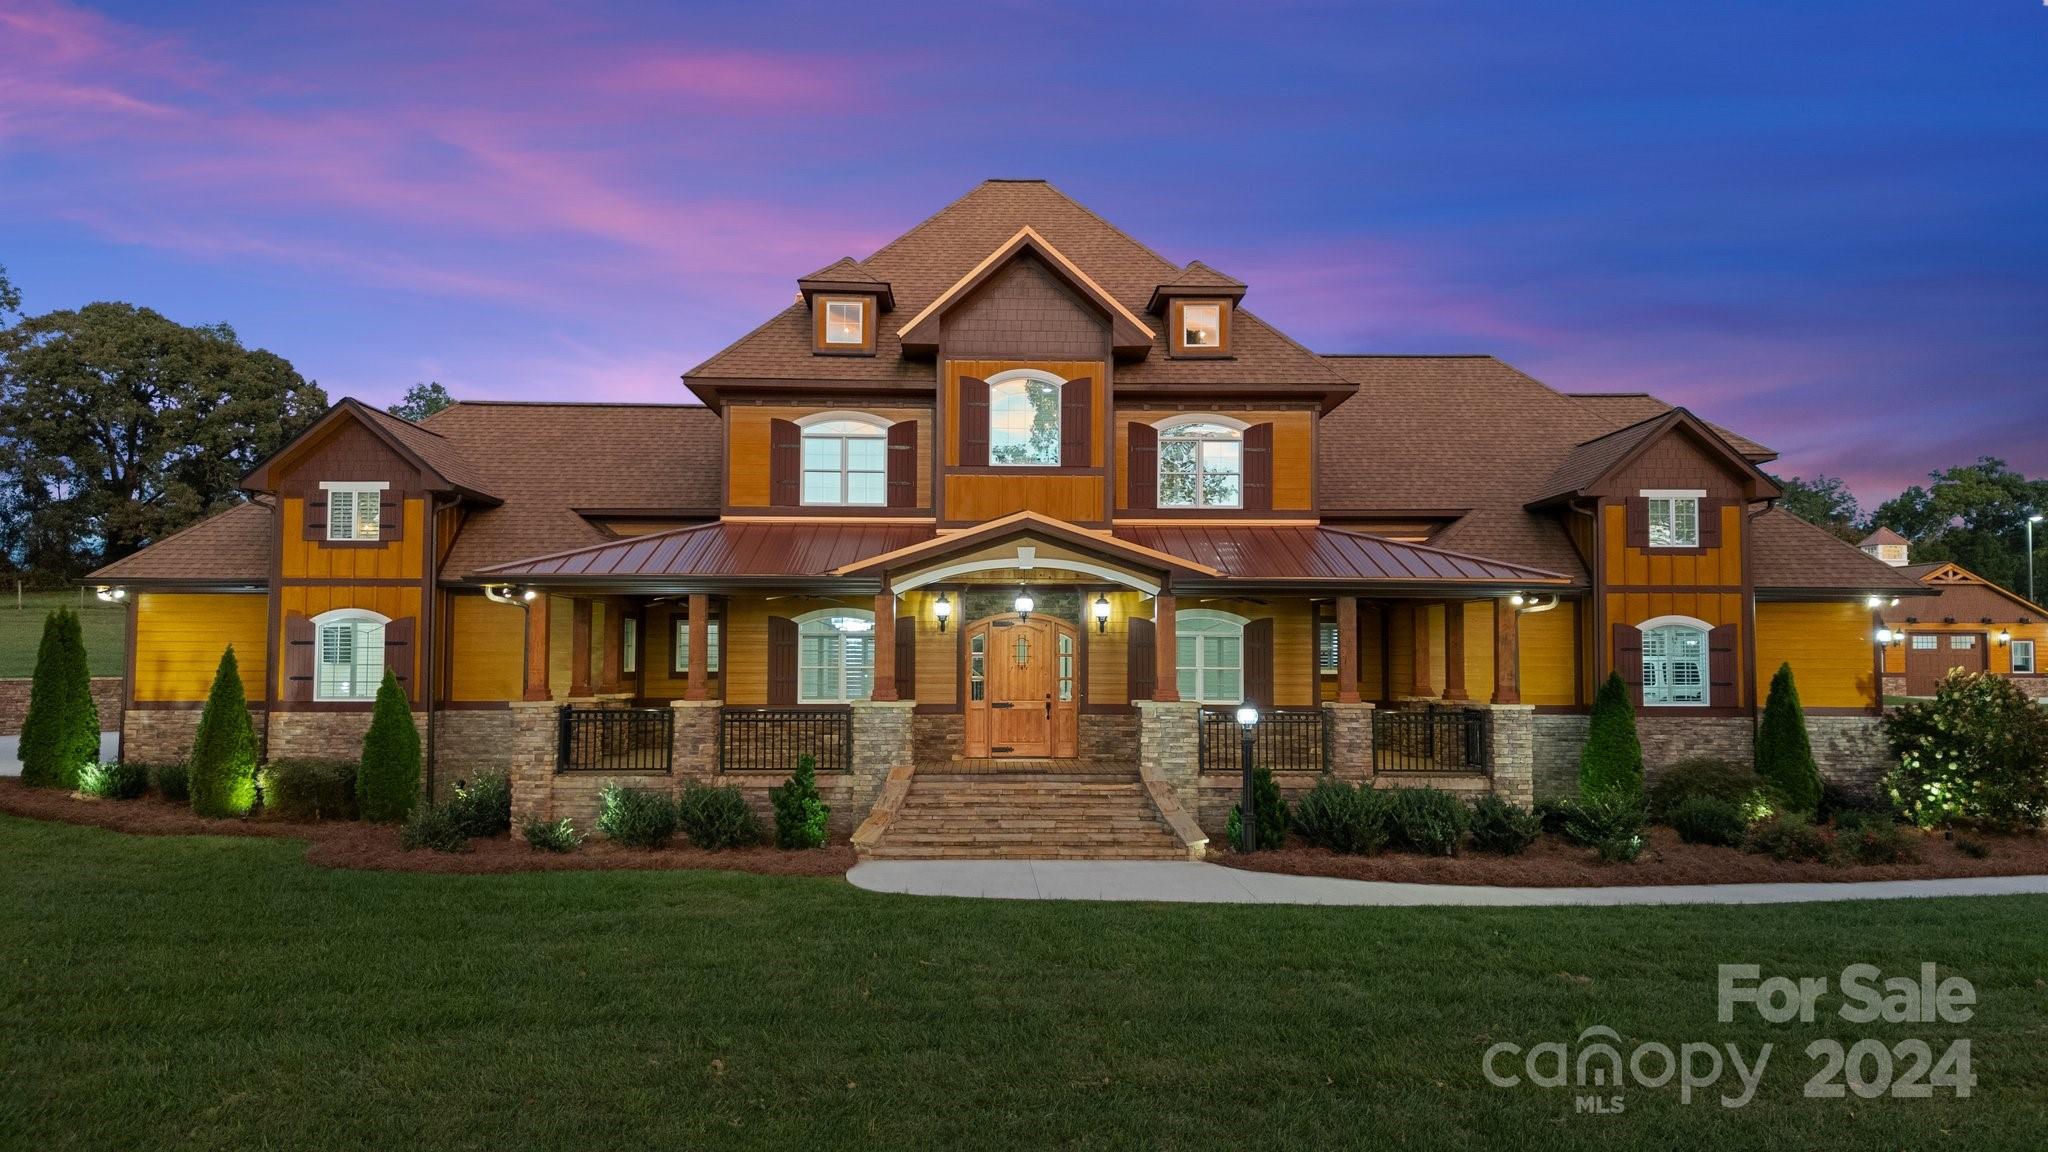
top-left (600, 600), bottom-right (625, 693)
top-left (522, 592), bottom-right (551, 701)
top-left (1152, 591), bottom-right (1180, 702)
top-left (569, 599), bottom-right (592, 696)
top-left (871, 582), bottom-right (898, 701)
top-left (1442, 602), bottom-right (1469, 702)
top-left (1336, 595), bottom-right (1361, 704)
top-left (1492, 598), bottom-right (1521, 705)
top-left (1410, 603), bottom-right (1432, 697)
top-left (684, 593), bottom-right (710, 701)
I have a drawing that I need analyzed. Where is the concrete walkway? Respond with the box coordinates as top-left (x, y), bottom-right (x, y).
top-left (0, 732), bottom-right (120, 778)
top-left (846, 859), bottom-right (2048, 907)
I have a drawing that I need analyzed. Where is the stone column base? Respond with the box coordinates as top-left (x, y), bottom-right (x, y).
top-left (1322, 701), bottom-right (1374, 779)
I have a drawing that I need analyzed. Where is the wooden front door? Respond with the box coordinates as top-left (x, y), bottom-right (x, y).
top-left (964, 614), bottom-right (1079, 758)
top-left (1904, 632), bottom-right (1986, 696)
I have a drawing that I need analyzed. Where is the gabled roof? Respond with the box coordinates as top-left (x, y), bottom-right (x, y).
top-left (1898, 561), bottom-right (2048, 619)
top-left (894, 226), bottom-right (1155, 355)
top-left (1527, 408), bottom-right (1783, 507)
top-left (833, 511), bottom-right (1216, 579)
top-left (1749, 507), bottom-right (1930, 596)
top-left (1860, 526), bottom-right (1910, 547)
top-left (1146, 261), bottom-right (1246, 312)
top-left (89, 500), bottom-right (273, 584)
top-left (1566, 392), bottom-right (1775, 460)
top-left (797, 257), bottom-right (894, 311)
top-left (242, 398), bottom-right (499, 503)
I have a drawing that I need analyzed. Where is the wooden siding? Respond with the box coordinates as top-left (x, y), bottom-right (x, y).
top-left (722, 594), bottom-right (848, 706)
top-left (447, 593), bottom-right (524, 702)
top-left (899, 591), bottom-right (959, 705)
top-left (1878, 617), bottom-right (2048, 679)
top-left (132, 592), bottom-right (268, 702)
top-left (1084, 589), bottom-right (1149, 706)
top-left (943, 474), bottom-right (1105, 523)
top-left (939, 254), bottom-right (1109, 361)
top-left (281, 497), bottom-right (425, 579)
top-left (276, 584), bottom-right (424, 700)
top-left (1114, 407), bottom-right (1314, 513)
top-left (726, 403), bottom-right (933, 510)
top-left (942, 358), bottom-right (1108, 524)
top-left (642, 602), bottom-right (725, 701)
top-left (1601, 501), bottom-right (1744, 587)
top-left (1520, 600), bottom-right (1579, 706)
top-left (1756, 601), bottom-right (1877, 710)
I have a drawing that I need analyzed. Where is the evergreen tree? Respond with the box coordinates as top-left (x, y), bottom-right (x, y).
top-left (356, 669), bottom-right (421, 822)
top-left (188, 646), bottom-right (257, 817)
top-left (770, 753), bottom-right (830, 849)
top-left (1579, 672), bottom-right (1644, 803)
top-left (19, 609), bottom-right (99, 788)
top-left (1756, 662), bottom-right (1823, 814)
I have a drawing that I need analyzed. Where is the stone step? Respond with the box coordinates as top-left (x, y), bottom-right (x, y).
top-left (864, 845), bottom-right (1191, 860)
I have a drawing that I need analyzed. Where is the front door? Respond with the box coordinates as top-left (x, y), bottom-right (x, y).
top-left (1904, 632), bottom-right (1986, 696)
top-left (965, 614), bottom-right (1078, 758)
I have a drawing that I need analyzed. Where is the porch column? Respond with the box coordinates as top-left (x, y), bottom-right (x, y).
top-left (684, 593), bottom-right (710, 701)
top-left (1491, 598), bottom-right (1521, 705)
top-left (569, 599), bottom-right (592, 697)
top-left (1336, 595), bottom-right (1361, 704)
top-left (1152, 591), bottom-right (1180, 702)
top-left (599, 599), bottom-right (624, 694)
top-left (1442, 602), bottom-right (1469, 702)
top-left (1410, 603), bottom-right (1432, 697)
top-left (522, 591), bottom-right (551, 702)
top-left (871, 579), bottom-right (899, 701)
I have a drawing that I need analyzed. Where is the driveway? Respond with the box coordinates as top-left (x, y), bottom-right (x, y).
top-left (0, 732), bottom-right (121, 778)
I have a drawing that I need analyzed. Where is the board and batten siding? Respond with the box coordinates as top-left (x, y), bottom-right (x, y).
top-left (446, 593), bottom-right (524, 702)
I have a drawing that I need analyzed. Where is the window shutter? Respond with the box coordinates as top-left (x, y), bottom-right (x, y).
top-left (1707, 624), bottom-right (1737, 705)
top-left (1697, 498), bottom-right (1722, 549)
top-left (377, 493), bottom-right (403, 542)
top-left (284, 613), bottom-right (316, 701)
top-left (958, 377), bottom-right (990, 467)
top-left (769, 419), bottom-right (801, 507)
top-left (767, 616), bottom-right (798, 705)
top-left (894, 616), bottom-right (916, 701)
top-left (1243, 422), bottom-right (1274, 512)
top-left (303, 496), bottom-right (328, 541)
top-left (1060, 377), bottom-right (1092, 467)
top-left (383, 616), bottom-right (416, 698)
top-left (1612, 623), bottom-right (1644, 702)
top-left (1624, 497), bottom-right (1649, 549)
top-left (1127, 617), bottom-right (1156, 702)
top-left (886, 420), bottom-right (918, 508)
top-left (1243, 616), bottom-right (1275, 706)
top-left (1128, 423), bottom-right (1158, 511)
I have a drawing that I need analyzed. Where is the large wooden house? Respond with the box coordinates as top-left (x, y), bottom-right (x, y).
top-left (93, 180), bottom-right (1926, 857)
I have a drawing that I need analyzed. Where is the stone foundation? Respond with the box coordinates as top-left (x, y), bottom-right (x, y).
top-left (849, 700), bottom-right (914, 820)
top-left (1079, 711), bottom-right (1138, 764)
top-left (2012, 677), bottom-right (2048, 701)
top-left (1532, 714), bottom-right (1590, 800)
top-left (2, 677), bottom-right (125, 736)
top-left (266, 708), bottom-right (426, 762)
top-left (1324, 701), bottom-right (1374, 778)
top-left (911, 711), bottom-right (963, 765)
top-left (1530, 711), bottom-right (1895, 800)
top-left (1136, 700), bottom-right (1200, 823)
top-left (429, 709), bottom-right (516, 800)
top-left (120, 706), bottom-right (267, 765)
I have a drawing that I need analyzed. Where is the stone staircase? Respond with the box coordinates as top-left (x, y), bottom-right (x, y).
top-left (859, 769), bottom-right (1197, 860)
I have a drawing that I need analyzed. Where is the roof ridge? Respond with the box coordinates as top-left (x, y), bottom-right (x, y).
top-left (355, 397), bottom-right (453, 441)
top-left (1320, 353), bottom-right (1498, 359)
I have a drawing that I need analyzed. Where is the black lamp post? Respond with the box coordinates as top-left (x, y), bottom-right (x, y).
top-left (1236, 704), bottom-right (1260, 852)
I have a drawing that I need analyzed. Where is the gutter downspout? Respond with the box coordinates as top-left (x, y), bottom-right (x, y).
top-left (424, 494), bottom-right (456, 800)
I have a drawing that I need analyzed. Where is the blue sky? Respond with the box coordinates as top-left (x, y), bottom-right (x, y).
top-left (3, 0), bottom-right (2045, 503)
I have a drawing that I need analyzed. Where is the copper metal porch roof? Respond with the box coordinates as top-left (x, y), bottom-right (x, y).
top-left (1112, 524), bottom-right (1571, 586)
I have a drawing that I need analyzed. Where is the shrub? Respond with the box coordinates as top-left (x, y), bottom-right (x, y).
top-left (261, 758), bottom-right (359, 822)
top-left (1387, 787), bottom-right (1468, 856)
top-left (1534, 796), bottom-right (1579, 835)
top-left (677, 782), bottom-right (762, 849)
top-left (770, 754), bottom-right (831, 849)
top-left (1595, 832), bottom-right (1644, 863)
top-left (150, 761), bottom-right (190, 802)
top-left (1579, 672), bottom-right (1643, 804)
top-left (1745, 813), bottom-right (1831, 863)
top-left (1467, 795), bottom-right (1541, 855)
top-left (188, 646), bottom-right (258, 818)
top-left (1755, 663), bottom-right (1823, 815)
top-left (19, 609), bottom-right (100, 790)
top-left (356, 670), bottom-right (422, 823)
top-left (1668, 795), bottom-right (1748, 847)
top-left (1818, 780), bottom-right (1893, 826)
top-left (598, 784), bottom-right (678, 849)
top-left (444, 772), bottom-right (512, 838)
top-left (1226, 764), bottom-right (1290, 852)
top-left (400, 802), bottom-right (470, 853)
top-left (1559, 794), bottom-right (1645, 849)
top-left (78, 760), bottom-right (149, 800)
top-left (1883, 671), bottom-right (2048, 831)
top-left (522, 817), bottom-right (583, 853)
top-left (1836, 812), bottom-right (1918, 866)
top-left (1646, 758), bottom-right (1767, 821)
top-left (1292, 777), bottom-right (1391, 855)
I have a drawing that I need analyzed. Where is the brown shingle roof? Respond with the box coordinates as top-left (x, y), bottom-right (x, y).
top-left (355, 403), bottom-right (498, 500)
top-left (1567, 392), bottom-right (1775, 460)
top-left (1860, 526), bottom-right (1910, 547)
top-left (1529, 415), bottom-right (1675, 504)
top-left (89, 500), bottom-right (273, 584)
top-left (1750, 508), bottom-right (1927, 594)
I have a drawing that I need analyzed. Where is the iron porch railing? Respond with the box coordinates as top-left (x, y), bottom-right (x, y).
top-left (1372, 705), bottom-right (1492, 775)
top-left (1198, 707), bottom-right (1329, 775)
top-left (556, 705), bottom-right (674, 774)
top-left (718, 706), bottom-right (852, 773)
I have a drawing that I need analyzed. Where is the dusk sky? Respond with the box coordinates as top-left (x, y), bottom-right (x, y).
top-left (4, 0), bottom-right (2045, 505)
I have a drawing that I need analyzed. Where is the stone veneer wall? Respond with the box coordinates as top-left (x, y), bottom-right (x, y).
top-left (1135, 700), bottom-right (1200, 824)
top-left (1531, 711), bottom-right (1896, 800)
top-left (267, 709), bottom-right (426, 763)
top-left (120, 706), bottom-right (268, 765)
top-left (2, 677), bottom-right (125, 736)
top-left (911, 712), bottom-right (963, 766)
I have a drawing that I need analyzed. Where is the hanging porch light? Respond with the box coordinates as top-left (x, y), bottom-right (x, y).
top-left (1015, 587), bottom-right (1034, 621)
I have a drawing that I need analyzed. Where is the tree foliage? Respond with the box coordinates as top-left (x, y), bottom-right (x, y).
top-left (1884, 671), bottom-right (2048, 831)
top-left (1870, 458), bottom-right (2048, 596)
top-left (1755, 663), bottom-right (1823, 814)
top-left (770, 753), bottom-right (831, 849)
top-left (189, 646), bottom-right (258, 817)
top-left (18, 609), bottom-right (98, 788)
top-left (357, 669), bottom-right (422, 822)
top-left (1770, 473), bottom-right (1865, 543)
top-left (0, 301), bottom-right (327, 576)
top-left (388, 381), bottom-right (452, 423)
top-left (1579, 672), bottom-right (1644, 803)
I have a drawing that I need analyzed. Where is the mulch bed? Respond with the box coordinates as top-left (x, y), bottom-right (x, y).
top-left (1218, 824), bottom-right (2048, 887)
top-left (0, 780), bottom-right (854, 877)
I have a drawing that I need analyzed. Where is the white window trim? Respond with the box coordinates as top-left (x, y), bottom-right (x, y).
top-left (798, 412), bottom-right (889, 507)
top-left (672, 616), bottom-right (721, 674)
top-left (1176, 608), bottom-right (1248, 705)
top-left (310, 607), bottom-right (390, 702)
top-left (984, 368), bottom-right (1064, 468)
top-left (1641, 488), bottom-right (1705, 549)
top-left (1180, 302), bottom-right (1223, 349)
top-left (822, 298), bottom-right (865, 345)
top-left (1155, 417), bottom-right (1245, 510)
top-left (319, 480), bottom-right (389, 542)
top-left (1637, 614), bottom-right (1711, 708)
top-left (2012, 639), bottom-right (2036, 675)
top-left (795, 608), bottom-right (876, 703)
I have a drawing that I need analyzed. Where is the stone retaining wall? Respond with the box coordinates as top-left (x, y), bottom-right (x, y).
top-left (1531, 711), bottom-right (1895, 800)
top-left (2, 678), bottom-right (126, 736)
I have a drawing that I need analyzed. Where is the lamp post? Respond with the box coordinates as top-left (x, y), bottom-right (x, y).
top-left (1235, 705), bottom-right (1260, 852)
top-left (2028, 514), bottom-right (2043, 607)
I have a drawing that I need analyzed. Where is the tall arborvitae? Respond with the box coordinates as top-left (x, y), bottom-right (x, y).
top-left (188, 646), bottom-right (258, 817)
top-left (19, 610), bottom-right (99, 789)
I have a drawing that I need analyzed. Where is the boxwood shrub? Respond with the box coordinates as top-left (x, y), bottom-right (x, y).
top-left (1668, 794), bottom-right (1747, 847)
top-left (677, 782), bottom-right (761, 849)
top-left (1646, 758), bottom-right (1768, 821)
top-left (78, 761), bottom-right (149, 800)
top-left (445, 772), bottom-right (512, 838)
top-left (522, 817), bottom-right (583, 853)
top-left (598, 784), bottom-right (678, 849)
top-left (1388, 787), bottom-right (1467, 857)
top-left (1467, 795), bottom-right (1541, 856)
top-left (400, 802), bottom-right (470, 853)
top-left (1291, 777), bottom-right (1391, 855)
top-left (261, 758), bottom-right (359, 822)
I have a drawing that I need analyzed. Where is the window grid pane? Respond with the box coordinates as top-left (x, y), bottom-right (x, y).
top-left (328, 491), bottom-right (354, 540)
top-left (2013, 640), bottom-right (2035, 674)
top-left (988, 378), bottom-right (1061, 465)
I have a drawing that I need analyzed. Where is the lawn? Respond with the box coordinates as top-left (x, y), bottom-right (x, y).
top-left (0, 591), bottom-right (125, 678)
top-left (4, 817), bottom-right (2045, 1150)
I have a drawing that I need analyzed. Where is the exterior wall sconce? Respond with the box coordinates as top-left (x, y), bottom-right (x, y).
top-left (934, 592), bottom-right (952, 633)
top-left (1093, 593), bottom-right (1111, 633)
top-left (1997, 630), bottom-right (2012, 646)
top-left (484, 584), bottom-right (537, 607)
top-left (1508, 593), bottom-right (1526, 607)
top-left (93, 586), bottom-right (127, 602)
top-left (1015, 588), bottom-right (1034, 621)
top-left (1875, 628), bottom-right (1901, 647)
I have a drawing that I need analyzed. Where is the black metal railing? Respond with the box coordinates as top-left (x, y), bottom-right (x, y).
top-left (557, 705), bottom-right (674, 773)
top-left (1373, 705), bottom-right (1491, 774)
top-left (1198, 707), bottom-right (1329, 774)
top-left (719, 707), bottom-right (852, 773)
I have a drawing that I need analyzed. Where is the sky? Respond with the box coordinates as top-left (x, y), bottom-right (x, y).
top-left (3, 1), bottom-right (2045, 507)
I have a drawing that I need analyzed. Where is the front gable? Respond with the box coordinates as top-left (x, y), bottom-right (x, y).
top-left (941, 253), bottom-right (1107, 361)
top-left (896, 226), bottom-right (1153, 357)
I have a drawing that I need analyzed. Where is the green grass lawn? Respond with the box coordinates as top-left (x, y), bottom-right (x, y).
top-left (0, 591), bottom-right (125, 678)
top-left (4, 816), bottom-right (2045, 1151)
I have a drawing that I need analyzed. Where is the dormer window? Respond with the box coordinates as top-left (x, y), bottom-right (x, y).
top-left (824, 300), bottom-right (863, 344)
top-left (1169, 298), bottom-right (1230, 356)
top-left (813, 295), bottom-right (874, 354)
top-left (321, 481), bottom-right (387, 541)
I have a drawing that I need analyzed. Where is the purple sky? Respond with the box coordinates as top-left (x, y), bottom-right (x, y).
top-left (4, 1), bottom-right (2045, 506)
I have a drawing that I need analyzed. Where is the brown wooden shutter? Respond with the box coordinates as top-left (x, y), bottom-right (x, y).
top-left (1060, 377), bottom-right (1092, 467)
top-left (886, 420), bottom-right (917, 508)
top-left (767, 616), bottom-right (798, 705)
top-left (1128, 422), bottom-right (1158, 511)
top-left (769, 419), bottom-right (801, 507)
top-left (302, 496), bottom-right (327, 540)
top-left (1624, 497), bottom-right (1650, 549)
top-left (1243, 422), bottom-right (1274, 512)
top-left (284, 613), bottom-right (316, 701)
top-left (958, 377), bottom-right (990, 467)
top-left (1707, 624), bottom-right (1737, 706)
top-left (894, 616), bottom-right (916, 701)
top-left (1127, 617), bottom-right (1156, 702)
top-left (383, 616), bottom-right (415, 698)
top-left (1613, 623), bottom-right (1644, 703)
top-left (1243, 616), bottom-right (1274, 706)
top-left (1697, 498), bottom-right (1722, 549)
top-left (377, 493), bottom-right (404, 541)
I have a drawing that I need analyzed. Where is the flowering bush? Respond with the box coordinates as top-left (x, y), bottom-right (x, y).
top-left (1883, 670), bottom-right (2048, 832)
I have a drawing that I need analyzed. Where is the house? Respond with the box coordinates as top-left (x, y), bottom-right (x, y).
top-left (90, 179), bottom-right (1928, 857)
top-left (1855, 531), bottom-right (2047, 698)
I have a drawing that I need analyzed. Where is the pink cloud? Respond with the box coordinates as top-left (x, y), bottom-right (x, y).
top-left (603, 50), bottom-right (865, 108)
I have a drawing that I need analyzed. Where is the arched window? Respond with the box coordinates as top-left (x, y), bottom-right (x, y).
top-left (1640, 616), bottom-right (1710, 706)
top-left (796, 608), bottom-right (876, 702)
top-left (1176, 609), bottom-right (1246, 704)
top-left (1157, 417), bottom-right (1243, 508)
top-left (312, 608), bottom-right (388, 701)
top-left (799, 412), bottom-right (889, 505)
top-left (986, 370), bottom-right (1062, 466)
